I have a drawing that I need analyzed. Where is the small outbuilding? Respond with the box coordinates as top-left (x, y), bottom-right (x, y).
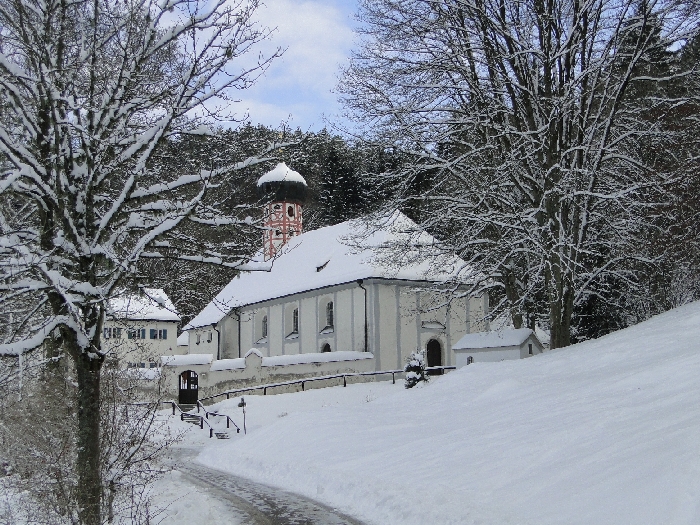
top-left (452, 328), bottom-right (544, 367)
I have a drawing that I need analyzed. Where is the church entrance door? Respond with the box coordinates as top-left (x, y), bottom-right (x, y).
top-left (179, 370), bottom-right (199, 404)
top-left (426, 339), bottom-right (443, 375)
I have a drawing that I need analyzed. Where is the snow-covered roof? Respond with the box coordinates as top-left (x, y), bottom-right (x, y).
top-left (257, 162), bottom-right (307, 186)
top-left (453, 328), bottom-right (537, 350)
top-left (185, 212), bottom-right (474, 329)
top-left (177, 331), bottom-right (189, 347)
top-left (161, 353), bottom-right (213, 366)
top-left (108, 288), bottom-right (180, 322)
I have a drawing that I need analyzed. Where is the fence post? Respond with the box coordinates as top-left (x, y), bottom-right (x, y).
top-left (200, 418), bottom-right (203, 429)
top-left (301, 381), bottom-right (305, 391)
top-left (392, 372), bottom-right (395, 384)
top-left (343, 375), bottom-right (347, 387)
top-left (226, 393), bottom-right (230, 400)
top-left (172, 402), bottom-right (175, 415)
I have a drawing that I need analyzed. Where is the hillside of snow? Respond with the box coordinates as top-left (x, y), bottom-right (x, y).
top-left (197, 301), bottom-right (700, 525)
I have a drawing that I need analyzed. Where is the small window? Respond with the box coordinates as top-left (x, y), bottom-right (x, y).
top-left (274, 204), bottom-right (281, 210)
top-left (262, 316), bottom-right (268, 338)
top-left (528, 343), bottom-right (533, 355)
top-left (326, 302), bottom-right (334, 328)
top-left (196, 333), bottom-right (201, 345)
top-left (288, 205), bottom-right (295, 217)
top-left (114, 328), bottom-right (122, 339)
top-left (161, 329), bottom-right (167, 340)
top-left (207, 331), bottom-right (212, 343)
top-left (103, 328), bottom-right (110, 339)
top-left (150, 329), bottom-right (157, 340)
top-left (467, 356), bottom-right (474, 365)
top-left (321, 343), bottom-right (331, 353)
top-left (293, 308), bottom-right (299, 334)
top-left (275, 229), bottom-right (282, 236)
top-left (149, 362), bottom-right (156, 368)
top-left (140, 328), bottom-right (146, 339)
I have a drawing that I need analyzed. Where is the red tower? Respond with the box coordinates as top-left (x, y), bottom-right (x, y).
top-left (257, 163), bottom-right (307, 260)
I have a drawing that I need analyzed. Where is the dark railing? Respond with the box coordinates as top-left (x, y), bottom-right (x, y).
top-left (198, 366), bottom-right (456, 404)
top-left (167, 400), bottom-right (234, 438)
top-left (196, 400), bottom-right (242, 434)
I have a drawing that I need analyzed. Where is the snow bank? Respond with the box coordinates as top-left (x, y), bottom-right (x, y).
top-left (262, 351), bottom-right (373, 367)
top-left (198, 301), bottom-right (700, 525)
top-left (161, 353), bottom-right (213, 366)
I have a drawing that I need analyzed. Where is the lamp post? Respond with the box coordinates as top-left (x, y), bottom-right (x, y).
top-left (238, 397), bottom-right (246, 434)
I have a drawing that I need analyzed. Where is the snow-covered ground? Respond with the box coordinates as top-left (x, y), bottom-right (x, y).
top-left (189, 301), bottom-right (700, 525)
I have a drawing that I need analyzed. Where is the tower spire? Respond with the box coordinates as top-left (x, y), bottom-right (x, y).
top-left (257, 163), bottom-right (308, 260)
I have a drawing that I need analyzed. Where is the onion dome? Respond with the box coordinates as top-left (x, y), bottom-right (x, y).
top-left (256, 163), bottom-right (307, 204)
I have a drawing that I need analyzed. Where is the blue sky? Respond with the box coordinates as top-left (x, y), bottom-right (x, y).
top-left (235, 0), bottom-right (360, 132)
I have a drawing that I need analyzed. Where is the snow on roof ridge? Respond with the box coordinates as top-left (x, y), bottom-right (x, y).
top-left (257, 162), bottom-right (307, 186)
top-left (453, 328), bottom-right (536, 350)
top-left (108, 287), bottom-right (181, 322)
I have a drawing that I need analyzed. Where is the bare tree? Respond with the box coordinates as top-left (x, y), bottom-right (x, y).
top-left (340, 0), bottom-right (700, 348)
top-left (0, 0), bottom-right (281, 522)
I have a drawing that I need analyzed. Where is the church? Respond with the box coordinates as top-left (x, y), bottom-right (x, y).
top-left (182, 163), bottom-right (489, 374)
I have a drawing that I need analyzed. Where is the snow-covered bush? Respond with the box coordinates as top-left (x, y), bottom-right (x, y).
top-left (404, 351), bottom-right (428, 389)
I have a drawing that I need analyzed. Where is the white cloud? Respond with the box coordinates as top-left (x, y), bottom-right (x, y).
top-left (240, 0), bottom-right (356, 129)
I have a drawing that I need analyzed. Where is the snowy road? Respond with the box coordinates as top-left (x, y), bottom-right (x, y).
top-left (168, 448), bottom-right (365, 525)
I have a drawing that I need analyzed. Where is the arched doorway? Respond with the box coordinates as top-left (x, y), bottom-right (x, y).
top-left (426, 339), bottom-right (442, 375)
top-left (179, 370), bottom-right (198, 404)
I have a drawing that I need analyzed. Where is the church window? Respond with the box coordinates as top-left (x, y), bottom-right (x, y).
top-left (196, 332), bottom-right (201, 345)
top-left (293, 308), bottom-right (299, 333)
top-left (288, 205), bottom-right (295, 217)
top-left (321, 343), bottom-right (331, 353)
top-left (528, 343), bottom-right (533, 355)
top-left (326, 301), bottom-right (334, 328)
top-left (467, 356), bottom-right (474, 365)
top-left (207, 331), bottom-right (212, 343)
top-left (262, 315), bottom-right (268, 338)
top-left (320, 299), bottom-right (334, 333)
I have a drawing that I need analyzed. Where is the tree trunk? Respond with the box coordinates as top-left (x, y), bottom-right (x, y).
top-left (74, 348), bottom-right (104, 525)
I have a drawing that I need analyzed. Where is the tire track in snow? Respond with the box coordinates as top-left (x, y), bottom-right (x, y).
top-left (168, 449), bottom-right (366, 525)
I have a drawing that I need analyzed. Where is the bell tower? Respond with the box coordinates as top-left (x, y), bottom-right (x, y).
top-left (257, 163), bottom-right (307, 260)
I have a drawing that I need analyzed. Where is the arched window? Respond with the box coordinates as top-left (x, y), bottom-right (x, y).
top-left (321, 343), bottom-right (331, 353)
top-left (319, 298), bottom-right (334, 333)
top-left (288, 205), bottom-right (295, 217)
top-left (262, 315), bottom-right (268, 338)
top-left (326, 301), bottom-right (334, 328)
top-left (466, 356), bottom-right (474, 365)
top-left (293, 308), bottom-right (299, 333)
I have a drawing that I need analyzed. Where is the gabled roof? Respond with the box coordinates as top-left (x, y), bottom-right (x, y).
top-left (108, 288), bottom-right (180, 322)
top-left (185, 212), bottom-right (474, 329)
top-left (452, 328), bottom-right (537, 350)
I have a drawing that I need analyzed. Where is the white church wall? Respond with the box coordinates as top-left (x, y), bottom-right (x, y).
top-left (219, 313), bottom-right (239, 360)
top-left (299, 295), bottom-right (316, 353)
top-left (268, 303), bottom-right (284, 356)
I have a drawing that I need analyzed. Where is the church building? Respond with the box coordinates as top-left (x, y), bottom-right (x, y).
top-left (183, 163), bottom-right (489, 373)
